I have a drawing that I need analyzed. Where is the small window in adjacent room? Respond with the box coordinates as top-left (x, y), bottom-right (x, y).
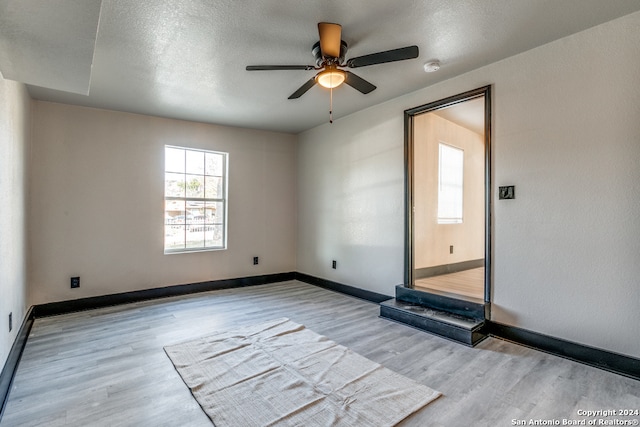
top-left (437, 142), bottom-right (464, 224)
top-left (164, 145), bottom-right (228, 253)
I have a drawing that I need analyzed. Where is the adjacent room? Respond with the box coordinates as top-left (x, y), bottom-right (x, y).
top-left (1, 1), bottom-right (639, 426)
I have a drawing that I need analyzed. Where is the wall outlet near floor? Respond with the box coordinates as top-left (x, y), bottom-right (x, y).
top-left (253, 256), bottom-right (259, 265)
top-left (8, 312), bottom-right (12, 332)
top-left (450, 245), bottom-right (454, 254)
top-left (71, 276), bottom-right (80, 288)
top-left (332, 260), bottom-right (337, 269)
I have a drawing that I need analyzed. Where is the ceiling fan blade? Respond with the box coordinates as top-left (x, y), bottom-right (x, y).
top-left (346, 45), bottom-right (419, 68)
top-left (318, 22), bottom-right (342, 58)
top-left (246, 65), bottom-right (315, 71)
top-left (343, 71), bottom-right (376, 94)
top-left (288, 77), bottom-right (317, 99)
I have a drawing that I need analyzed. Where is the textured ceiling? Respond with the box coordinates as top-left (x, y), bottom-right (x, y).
top-left (2, 0), bottom-right (640, 134)
top-left (0, 0), bottom-right (101, 94)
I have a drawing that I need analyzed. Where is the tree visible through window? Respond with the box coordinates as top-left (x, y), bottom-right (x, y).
top-left (164, 146), bottom-right (228, 253)
top-left (438, 142), bottom-right (464, 224)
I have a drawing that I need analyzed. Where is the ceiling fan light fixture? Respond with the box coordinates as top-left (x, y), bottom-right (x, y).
top-left (317, 69), bottom-right (345, 89)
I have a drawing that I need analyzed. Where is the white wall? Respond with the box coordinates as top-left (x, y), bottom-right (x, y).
top-left (297, 108), bottom-right (406, 296)
top-left (0, 77), bottom-right (30, 370)
top-left (297, 11), bottom-right (640, 358)
top-left (29, 102), bottom-right (297, 305)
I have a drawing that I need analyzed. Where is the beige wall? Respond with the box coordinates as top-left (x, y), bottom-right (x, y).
top-left (29, 102), bottom-right (297, 305)
top-left (413, 113), bottom-right (484, 269)
top-left (298, 11), bottom-right (640, 358)
top-left (0, 77), bottom-right (30, 370)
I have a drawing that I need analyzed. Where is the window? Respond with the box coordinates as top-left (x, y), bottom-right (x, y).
top-left (164, 146), bottom-right (228, 253)
top-left (437, 142), bottom-right (463, 224)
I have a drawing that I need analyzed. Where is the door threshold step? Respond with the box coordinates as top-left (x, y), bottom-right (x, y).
top-left (379, 298), bottom-right (487, 347)
top-left (395, 285), bottom-right (488, 319)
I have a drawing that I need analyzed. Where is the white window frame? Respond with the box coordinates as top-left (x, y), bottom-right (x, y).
top-left (164, 145), bottom-right (228, 253)
top-left (437, 142), bottom-right (464, 224)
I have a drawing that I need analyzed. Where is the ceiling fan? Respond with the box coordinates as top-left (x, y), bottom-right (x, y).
top-left (246, 22), bottom-right (419, 100)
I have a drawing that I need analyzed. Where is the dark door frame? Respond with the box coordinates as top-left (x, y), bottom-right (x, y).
top-left (404, 85), bottom-right (492, 302)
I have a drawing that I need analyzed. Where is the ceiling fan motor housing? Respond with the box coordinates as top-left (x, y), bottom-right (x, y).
top-left (312, 40), bottom-right (348, 67)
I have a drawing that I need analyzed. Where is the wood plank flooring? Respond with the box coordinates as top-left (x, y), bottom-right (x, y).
top-left (415, 267), bottom-right (485, 299)
top-left (2, 281), bottom-right (639, 426)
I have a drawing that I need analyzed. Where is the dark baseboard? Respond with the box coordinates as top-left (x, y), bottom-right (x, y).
top-left (32, 271), bottom-right (391, 318)
top-left (414, 258), bottom-right (484, 279)
top-left (488, 321), bottom-right (640, 381)
top-left (295, 272), bottom-right (392, 304)
top-left (33, 272), bottom-right (394, 318)
top-left (0, 307), bottom-right (35, 422)
top-left (34, 272), bottom-right (296, 317)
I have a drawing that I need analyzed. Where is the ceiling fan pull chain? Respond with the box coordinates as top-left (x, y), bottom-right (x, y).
top-left (329, 86), bottom-right (333, 124)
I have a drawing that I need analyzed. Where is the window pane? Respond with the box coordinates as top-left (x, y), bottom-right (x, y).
top-left (185, 200), bottom-right (204, 223)
top-left (190, 213), bottom-right (205, 226)
top-left (165, 225), bottom-right (186, 250)
top-left (206, 201), bottom-right (224, 223)
top-left (165, 172), bottom-right (185, 197)
top-left (204, 176), bottom-right (223, 198)
top-left (186, 150), bottom-right (205, 174)
top-left (186, 228), bottom-right (205, 249)
top-left (205, 224), bottom-right (224, 247)
top-left (438, 143), bottom-right (464, 224)
top-left (206, 152), bottom-right (224, 176)
top-left (203, 203), bottom-right (216, 224)
top-left (185, 175), bottom-right (205, 198)
top-left (165, 199), bottom-right (185, 223)
top-left (165, 147), bottom-right (185, 173)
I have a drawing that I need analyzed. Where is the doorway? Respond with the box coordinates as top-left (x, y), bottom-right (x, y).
top-left (404, 86), bottom-right (491, 303)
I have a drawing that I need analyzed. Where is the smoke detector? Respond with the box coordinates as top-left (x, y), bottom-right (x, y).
top-left (423, 60), bottom-right (441, 73)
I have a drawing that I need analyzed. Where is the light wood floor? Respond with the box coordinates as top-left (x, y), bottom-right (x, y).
top-left (415, 267), bottom-right (485, 300)
top-left (2, 281), bottom-right (639, 426)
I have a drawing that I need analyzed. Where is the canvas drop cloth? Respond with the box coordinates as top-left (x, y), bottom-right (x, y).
top-left (164, 317), bottom-right (441, 426)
